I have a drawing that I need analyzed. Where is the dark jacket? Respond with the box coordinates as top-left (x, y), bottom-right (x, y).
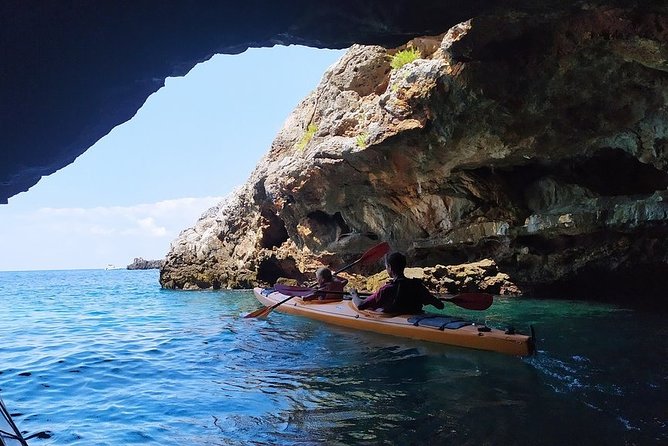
top-left (358, 277), bottom-right (444, 314)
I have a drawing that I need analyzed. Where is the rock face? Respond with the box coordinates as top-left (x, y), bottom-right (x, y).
top-left (127, 258), bottom-right (163, 270)
top-left (161, 5), bottom-right (668, 302)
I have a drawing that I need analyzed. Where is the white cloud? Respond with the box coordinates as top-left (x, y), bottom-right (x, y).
top-left (34, 196), bottom-right (223, 237)
top-left (125, 217), bottom-right (167, 237)
top-left (0, 196), bottom-right (225, 270)
top-left (89, 225), bottom-right (117, 236)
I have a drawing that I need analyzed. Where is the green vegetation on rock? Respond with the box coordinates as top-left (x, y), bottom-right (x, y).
top-left (390, 47), bottom-right (421, 70)
top-left (295, 123), bottom-right (318, 150)
top-left (356, 132), bottom-right (369, 149)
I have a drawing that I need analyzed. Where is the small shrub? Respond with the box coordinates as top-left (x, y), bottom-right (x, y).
top-left (356, 132), bottom-right (369, 149)
top-left (390, 47), bottom-right (422, 70)
top-left (295, 123), bottom-right (317, 151)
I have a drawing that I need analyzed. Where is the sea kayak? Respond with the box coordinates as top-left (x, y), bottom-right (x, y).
top-left (252, 288), bottom-right (535, 356)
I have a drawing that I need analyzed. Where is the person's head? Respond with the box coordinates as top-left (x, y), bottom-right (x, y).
top-left (315, 267), bottom-right (333, 285)
top-left (384, 252), bottom-right (407, 278)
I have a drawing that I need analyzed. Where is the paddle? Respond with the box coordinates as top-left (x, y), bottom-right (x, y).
top-left (272, 284), bottom-right (369, 297)
top-left (244, 241), bottom-right (391, 318)
top-left (441, 292), bottom-right (492, 311)
top-left (329, 241), bottom-right (390, 276)
top-left (274, 283), bottom-right (493, 311)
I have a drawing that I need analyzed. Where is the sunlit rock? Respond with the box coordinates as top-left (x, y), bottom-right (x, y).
top-left (161, 6), bottom-right (668, 301)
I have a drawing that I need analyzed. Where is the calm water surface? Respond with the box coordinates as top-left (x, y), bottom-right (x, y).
top-left (0, 269), bottom-right (665, 445)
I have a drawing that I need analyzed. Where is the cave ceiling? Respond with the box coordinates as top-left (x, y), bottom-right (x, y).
top-left (0, 0), bottom-right (661, 203)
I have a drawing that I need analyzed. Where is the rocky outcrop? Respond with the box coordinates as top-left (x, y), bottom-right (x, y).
top-left (127, 257), bottom-right (163, 270)
top-left (161, 6), bottom-right (668, 302)
top-left (360, 260), bottom-right (521, 296)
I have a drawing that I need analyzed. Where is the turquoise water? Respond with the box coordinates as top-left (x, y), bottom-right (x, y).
top-left (0, 269), bottom-right (665, 445)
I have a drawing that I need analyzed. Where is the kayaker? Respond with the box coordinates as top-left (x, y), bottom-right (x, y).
top-left (306, 267), bottom-right (349, 301)
top-left (352, 252), bottom-right (444, 314)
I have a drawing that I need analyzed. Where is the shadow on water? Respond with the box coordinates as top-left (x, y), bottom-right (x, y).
top-left (0, 270), bottom-right (666, 445)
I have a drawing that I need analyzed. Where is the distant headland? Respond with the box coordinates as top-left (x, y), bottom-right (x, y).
top-left (127, 257), bottom-right (164, 270)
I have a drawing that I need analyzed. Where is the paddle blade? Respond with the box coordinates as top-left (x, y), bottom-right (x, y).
top-left (244, 306), bottom-right (272, 318)
top-left (245, 293), bottom-right (298, 318)
top-left (359, 241), bottom-right (391, 264)
top-left (444, 292), bottom-right (493, 311)
top-left (331, 241), bottom-right (390, 275)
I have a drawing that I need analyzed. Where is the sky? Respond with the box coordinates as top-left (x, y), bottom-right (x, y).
top-left (0, 46), bottom-right (346, 271)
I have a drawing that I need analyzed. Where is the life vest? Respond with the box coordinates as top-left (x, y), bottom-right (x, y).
top-left (381, 277), bottom-right (427, 314)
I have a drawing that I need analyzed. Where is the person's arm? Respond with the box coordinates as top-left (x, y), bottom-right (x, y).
top-left (334, 277), bottom-right (349, 287)
top-left (429, 293), bottom-right (445, 310)
top-left (353, 284), bottom-right (388, 310)
top-left (322, 281), bottom-right (346, 300)
top-left (352, 290), bottom-right (366, 308)
top-left (419, 282), bottom-right (444, 309)
top-left (306, 282), bottom-right (328, 301)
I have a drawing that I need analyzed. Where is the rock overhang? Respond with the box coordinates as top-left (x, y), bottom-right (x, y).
top-left (3, 0), bottom-right (665, 203)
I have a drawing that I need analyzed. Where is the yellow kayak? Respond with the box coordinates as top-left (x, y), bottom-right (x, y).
top-left (252, 288), bottom-right (535, 356)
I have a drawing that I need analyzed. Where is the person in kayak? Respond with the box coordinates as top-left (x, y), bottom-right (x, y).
top-left (352, 252), bottom-right (444, 314)
top-left (305, 267), bottom-right (349, 301)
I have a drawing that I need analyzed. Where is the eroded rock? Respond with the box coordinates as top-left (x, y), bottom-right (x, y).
top-left (161, 6), bottom-right (668, 302)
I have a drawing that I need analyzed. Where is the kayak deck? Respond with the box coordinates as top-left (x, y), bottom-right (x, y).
top-left (252, 288), bottom-right (534, 356)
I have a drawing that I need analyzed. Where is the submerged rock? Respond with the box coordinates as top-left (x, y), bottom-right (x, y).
top-left (161, 6), bottom-right (668, 302)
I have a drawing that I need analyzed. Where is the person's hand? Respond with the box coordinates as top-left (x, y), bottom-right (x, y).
top-left (351, 289), bottom-right (364, 308)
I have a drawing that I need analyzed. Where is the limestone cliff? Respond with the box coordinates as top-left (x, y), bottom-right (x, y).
top-left (161, 6), bottom-right (668, 302)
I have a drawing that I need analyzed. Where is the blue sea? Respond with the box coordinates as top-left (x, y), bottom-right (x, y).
top-left (0, 269), bottom-right (665, 445)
